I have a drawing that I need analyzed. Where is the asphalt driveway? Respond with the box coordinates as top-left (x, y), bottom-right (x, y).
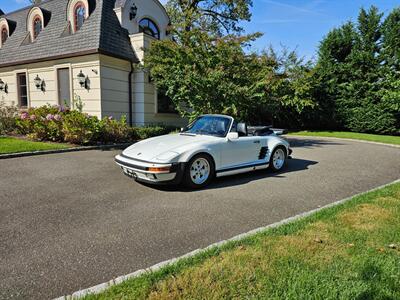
top-left (0, 137), bottom-right (399, 299)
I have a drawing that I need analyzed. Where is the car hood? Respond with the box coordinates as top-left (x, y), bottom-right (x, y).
top-left (122, 133), bottom-right (217, 162)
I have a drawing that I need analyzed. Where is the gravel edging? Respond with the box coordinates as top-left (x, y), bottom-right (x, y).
top-left (286, 135), bottom-right (400, 148)
top-left (0, 143), bottom-right (134, 159)
top-left (54, 179), bottom-right (400, 300)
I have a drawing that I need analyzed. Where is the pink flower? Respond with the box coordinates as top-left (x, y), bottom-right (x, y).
top-left (54, 114), bottom-right (62, 121)
top-left (20, 112), bottom-right (29, 120)
top-left (30, 115), bottom-right (37, 121)
top-left (46, 114), bottom-right (54, 121)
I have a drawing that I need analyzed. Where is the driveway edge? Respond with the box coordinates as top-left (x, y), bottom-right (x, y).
top-left (0, 143), bottom-right (134, 159)
top-left (54, 178), bottom-right (400, 300)
top-left (287, 135), bottom-right (400, 148)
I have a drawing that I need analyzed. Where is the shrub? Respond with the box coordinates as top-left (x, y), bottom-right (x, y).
top-left (0, 102), bottom-right (18, 135)
top-left (16, 105), bottom-right (67, 141)
top-left (132, 125), bottom-right (178, 140)
top-left (99, 116), bottom-right (132, 144)
top-left (62, 111), bottom-right (102, 145)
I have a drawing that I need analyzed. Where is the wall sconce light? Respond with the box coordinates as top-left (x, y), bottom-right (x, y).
top-left (130, 3), bottom-right (138, 20)
top-left (77, 70), bottom-right (89, 89)
top-left (0, 78), bottom-right (8, 93)
top-left (34, 74), bottom-right (45, 91)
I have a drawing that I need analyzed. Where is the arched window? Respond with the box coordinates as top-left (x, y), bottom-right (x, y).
top-left (33, 16), bottom-right (42, 39)
top-left (1, 27), bottom-right (7, 45)
top-left (139, 18), bottom-right (160, 39)
top-left (74, 2), bottom-right (86, 31)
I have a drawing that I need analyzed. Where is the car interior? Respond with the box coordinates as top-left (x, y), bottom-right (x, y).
top-left (233, 122), bottom-right (275, 137)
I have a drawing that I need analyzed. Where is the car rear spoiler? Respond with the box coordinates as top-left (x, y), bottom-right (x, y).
top-left (248, 126), bottom-right (287, 136)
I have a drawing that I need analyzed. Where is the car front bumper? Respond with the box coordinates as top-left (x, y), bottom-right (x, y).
top-left (115, 154), bottom-right (185, 185)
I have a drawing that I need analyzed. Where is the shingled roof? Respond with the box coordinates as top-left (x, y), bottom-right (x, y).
top-left (0, 0), bottom-right (138, 68)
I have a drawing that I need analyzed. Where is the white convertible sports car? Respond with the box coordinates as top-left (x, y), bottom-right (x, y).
top-left (115, 115), bottom-right (292, 188)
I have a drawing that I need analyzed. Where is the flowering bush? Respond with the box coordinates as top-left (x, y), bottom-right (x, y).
top-left (4, 104), bottom-right (178, 145)
top-left (16, 105), bottom-right (65, 141)
top-left (0, 102), bottom-right (18, 135)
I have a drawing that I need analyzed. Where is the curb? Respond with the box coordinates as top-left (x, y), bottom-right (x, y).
top-left (0, 143), bottom-right (133, 160)
top-left (54, 178), bottom-right (400, 300)
top-left (286, 135), bottom-right (400, 148)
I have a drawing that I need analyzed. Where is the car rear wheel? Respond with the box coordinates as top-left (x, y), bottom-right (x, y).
top-left (183, 154), bottom-right (214, 189)
top-left (269, 147), bottom-right (286, 172)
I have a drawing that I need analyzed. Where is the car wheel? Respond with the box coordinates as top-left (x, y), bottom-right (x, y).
top-left (184, 154), bottom-right (215, 189)
top-left (269, 146), bottom-right (286, 172)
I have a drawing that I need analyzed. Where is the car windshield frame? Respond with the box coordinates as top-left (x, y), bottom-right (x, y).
top-left (182, 115), bottom-right (233, 138)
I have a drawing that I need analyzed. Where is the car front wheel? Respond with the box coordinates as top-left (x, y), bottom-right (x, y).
top-left (269, 147), bottom-right (286, 172)
top-left (183, 154), bottom-right (214, 189)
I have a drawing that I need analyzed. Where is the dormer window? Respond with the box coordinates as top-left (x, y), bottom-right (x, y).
top-left (74, 2), bottom-right (86, 31)
top-left (67, 0), bottom-right (89, 34)
top-left (27, 7), bottom-right (49, 42)
top-left (1, 26), bottom-right (7, 44)
top-left (33, 16), bottom-right (42, 39)
top-left (139, 18), bottom-right (160, 39)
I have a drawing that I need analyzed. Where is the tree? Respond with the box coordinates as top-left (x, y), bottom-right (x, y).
top-left (313, 6), bottom-right (399, 134)
top-left (146, 0), bottom-right (315, 125)
top-left (165, 0), bottom-right (252, 36)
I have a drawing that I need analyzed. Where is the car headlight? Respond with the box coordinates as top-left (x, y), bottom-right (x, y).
top-left (155, 151), bottom-right (180, 162)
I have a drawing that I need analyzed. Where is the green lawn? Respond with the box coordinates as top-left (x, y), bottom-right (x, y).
top-left (0, 136), bottom-right (71, 154)
top-left (84, 182), bottom-right (400, 300)
top-left (287, 131), bottom-right (400, 145)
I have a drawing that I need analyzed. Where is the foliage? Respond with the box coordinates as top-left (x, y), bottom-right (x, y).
top-left (313, 6), bottom-right (400, 134)
top-left (61, 111), bottom-right (102, 144)
top-left (13, 105), bottom-right (133, 145)
top-left (165, 0), bottom-right (253, 37)
top-left (132, 125), bottom-right (179, 140)
top-left (0, 101), bottom-right (18, 135)
top-left (146, 30), bottom-right (315, 125)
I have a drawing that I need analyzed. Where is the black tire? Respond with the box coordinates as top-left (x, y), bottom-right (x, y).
top-left (183, 154), bottom-right (215, 189)
top-left (269, 146), bottom-right (287, 172)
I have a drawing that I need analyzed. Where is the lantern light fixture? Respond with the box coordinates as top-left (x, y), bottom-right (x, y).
top-left (77, 70), bottom-right (89, 89)
top-left (0, 78), bottom-right (7, 93)
top-left (130, 3), bottom-right (138, 20)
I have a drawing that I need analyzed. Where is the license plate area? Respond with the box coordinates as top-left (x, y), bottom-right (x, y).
top-left (123, 168), bottom-right (137, 178)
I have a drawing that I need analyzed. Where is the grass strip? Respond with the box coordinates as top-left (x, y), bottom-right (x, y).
top-left (84, 182), bottom-right (400, 300)
top-left (287, 131), bottom-right (400, 146)
top-left (0, 136), bottom-right (71, 154)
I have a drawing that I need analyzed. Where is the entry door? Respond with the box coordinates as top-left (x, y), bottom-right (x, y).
top-left (57, 68), bottom-right (71, 107)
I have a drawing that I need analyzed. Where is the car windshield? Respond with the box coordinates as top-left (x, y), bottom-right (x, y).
top-left (183, 116), bottom-right (232, 137)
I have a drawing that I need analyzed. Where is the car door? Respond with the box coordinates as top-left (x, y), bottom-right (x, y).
top-left (219, 136), bottom-right (263, 170)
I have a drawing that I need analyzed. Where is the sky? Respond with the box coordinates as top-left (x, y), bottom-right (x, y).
top-left (1, 0), bottom-right (399, 61)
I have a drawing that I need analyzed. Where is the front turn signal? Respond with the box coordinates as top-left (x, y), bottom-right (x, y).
top-left (148, 166), bottom-right (171, 173)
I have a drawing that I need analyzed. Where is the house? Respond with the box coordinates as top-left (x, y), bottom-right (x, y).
top-left (0, 0), bottom-right (184, 126)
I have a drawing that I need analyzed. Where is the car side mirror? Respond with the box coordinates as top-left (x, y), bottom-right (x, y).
top-left (227, 132), bottom-right (239, 141)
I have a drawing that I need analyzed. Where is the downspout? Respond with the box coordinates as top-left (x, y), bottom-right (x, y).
top-left (128, 61), bottom-right (134, 126)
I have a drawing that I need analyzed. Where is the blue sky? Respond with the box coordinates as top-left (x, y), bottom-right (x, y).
top-left (1, 0), bottom-right (399, 60)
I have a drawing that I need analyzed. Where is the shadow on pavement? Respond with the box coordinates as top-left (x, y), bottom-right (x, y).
top-left (146, 158), bottom-right (318, 192)
top-left (286, 137), bottom-right (343, 148)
